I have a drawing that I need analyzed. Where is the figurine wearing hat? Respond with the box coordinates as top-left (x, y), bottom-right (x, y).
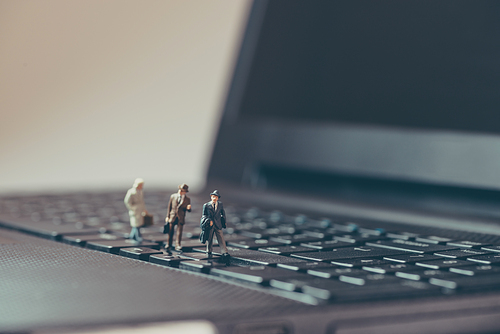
top-left (200, 190), bottom-right (229, 258)
top-left (164, 184), bottom-right (191, 253)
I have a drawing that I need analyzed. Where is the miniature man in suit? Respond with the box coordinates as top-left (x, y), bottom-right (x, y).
top-left (124, 178), bottom-right (148, 243)
top-left (164, 184), bottom-right (191, 253)
top-left (201, 190), bottom-right (229, 258)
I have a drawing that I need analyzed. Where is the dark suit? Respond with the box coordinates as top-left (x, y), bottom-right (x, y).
top-left (201, 201), bottom-right (228, 254)
top-left (165, 193), bottom-right (191, 250)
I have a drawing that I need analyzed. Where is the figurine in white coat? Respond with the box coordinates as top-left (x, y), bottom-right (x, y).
top-left (124, 178), bottom-right (148, 242)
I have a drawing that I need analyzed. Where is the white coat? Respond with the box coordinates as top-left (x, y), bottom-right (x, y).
top-left (124, 187), bottom-right (146, 227)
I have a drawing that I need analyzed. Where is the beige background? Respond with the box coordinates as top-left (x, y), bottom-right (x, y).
top-left (0, 0), bottom-right (250, 194)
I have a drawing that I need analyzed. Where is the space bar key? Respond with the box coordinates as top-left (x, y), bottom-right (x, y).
top-left (365, 239), bottom-right (458, 254)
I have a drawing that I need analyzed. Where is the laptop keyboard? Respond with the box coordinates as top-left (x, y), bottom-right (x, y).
top-left (1, 190), bottom-right (500, 304)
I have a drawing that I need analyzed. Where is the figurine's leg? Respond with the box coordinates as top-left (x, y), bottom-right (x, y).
top-left (167, 219), bottom-right (177, 250)
top-left (175, 223), bottom-right (184, 251)
top-left (136, 227), bottom-right (142, 242)
top-left (214, 228), bottom-right (229, 255)
top-left (128, 227), bottom-right (136, 240)
top-left (128, 214), bottom-right (136, 240)
top-left (129, 227), bottom-right (142, 242)
top-left (206, 227), bottom-right (215, 254)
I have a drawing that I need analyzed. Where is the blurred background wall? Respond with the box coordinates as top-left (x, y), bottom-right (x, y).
top-left (0, 0), bottom-right (251, 194)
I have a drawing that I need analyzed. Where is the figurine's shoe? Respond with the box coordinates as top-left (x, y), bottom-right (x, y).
top-left (175, 246), bottom-right (182, 251)
top-left (207, 252), bottom-right (212, 258)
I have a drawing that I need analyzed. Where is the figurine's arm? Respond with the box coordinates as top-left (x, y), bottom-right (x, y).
top-left (202, 203), bottom-right (213, 227)
top-left (220, 203), bottom-right (226, 228)
top-left (201, 203), bottom-right (209, 219)
top-left (124, 190), bottom-right (136, 210)
top-left (220, 203), bottom-right (225, 219)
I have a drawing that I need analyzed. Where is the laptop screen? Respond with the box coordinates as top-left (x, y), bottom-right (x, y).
top-left (210, 0), bottom-right (500, 194)
top-left (239, 1), bottom-right (500, 135)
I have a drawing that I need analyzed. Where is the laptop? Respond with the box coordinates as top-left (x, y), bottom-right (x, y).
top-left (2, 1), bottom-right (500, 333)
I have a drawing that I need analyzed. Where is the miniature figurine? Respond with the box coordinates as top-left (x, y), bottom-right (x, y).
top-left (164, 184), bottom-right (191, 253)
top-left (200, 190), bottom-right (229, 258)
top-left (124, 178), bottom-right (148, 243)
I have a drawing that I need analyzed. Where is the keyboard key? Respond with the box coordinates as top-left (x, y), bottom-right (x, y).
top-left (258, 245), bottom-right (317, 256)
top-left (428, 278), bottom-right (458, 289)
top-left (386, 231), bottom-right (419, 240)
top-left (0, 216), bottom-right (102, 240)
top-left (173, 239), bottom-right (210, 251)
top-left (219, 247), bottom-right (309, 266)
top-left (366, 239), bottom-right (457, 254)
top-left (179, 259), bottom-right (228, 274)
top-left (362, 263), bottom-right (421, 274)
top-left (307, 218), bottom-right (332, 229)
top-left (338, 275), bottom-right (366, 286)
top-left (415, 259), bottom-right (473, 270)
top-left (178, 252), bottom-right (211, 261)
top-left (330, 223), bottom-right (358, 233)
top-left (302, 229), bottom-right (335, 239)
top-left (395, 269), bottom-right (456, 282)
top-left (383, 253), bottom-right (443, 264)
top-left (62, 233), bottom-right (120, 247)
top-left (307, 267), bottom-right (366, 279)
top-left (290, 246), bottom-right (407, 262)
top-left (300, 239), bottom-right (353, 250)
top-left (333, 234), bottom-right (385, 244)
top-left (210, 266), bottom-right (302, 285)
top-left (449, 264), bottom-right (500, 276)
top-left (394, 271), bottom-right (422, 281)
top-left (239, 227), bottom-right (287, 239)
top-left (339, 273), bottom-right (403, 286)
top-left (119, 247), bottom-right (162, 260)
top-left (270, 234), bottom-right (324, 245)
top-left (302, 277), bottom-right (440, 301)
top-left (228, 239), bottom-right (284, 249)
top-left (466, 253), bottom-right (500, 265)
top-left (301, 279), bottom-right (356, 300)
top-left (429, 274), bottom-right (500, 291)
top-left (86, 239), bottom-right (159, 254)
top-left (277, 262), bottom-right (335, 273)
top-left (331, 258), bottom-right (393, 268)
top-left (446, 240), bottom-right (490, 249)
top-left (219, 234), bottom-right (255, 243)
top-left (269, 276), bottom-right (327, 293)
top-left (238, 229), bottom-right (269, 239)
top-left (415, 236), bottom-right (452, 244)
top-left (434, 249), bottom-right (491, 259)
top-left (481, 245), bottom-right (500, 253)
top-left (149, 253), bottom-right (186, 267)
top-left (357, 227), bottom-right (385, 236)
top-left (141, 233), bottom-right (169, 243)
